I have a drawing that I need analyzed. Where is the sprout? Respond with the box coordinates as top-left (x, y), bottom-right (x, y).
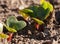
top-left (4, 16), bottom-right (27, 32)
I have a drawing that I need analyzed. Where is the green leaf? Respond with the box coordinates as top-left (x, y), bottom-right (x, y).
top-left (37, 7), bottom-right (50, 20)
top-left (29, 6), bottom-right (39, 17)
top-left (35, 1), bottom-right (53, 20)
top-left (19, 6), bottom-right (39, 17)
top-left (41, 1), bottom-right (53, 12)
top-left (6, 16), bottom-right (27, 31)
top-left (42, 1), bottom-right (48, 9)
top-left (19, 0), bottom-right (53, 24)
top-left (20, 4), bottom-right (53, 20)
top-left (32, 17), bottom-right (44, 25)
top-left (0, 33), bottom-right (9, 38)
top-left (11, 21), bottom-right (27, 31)
top-left (21, 9), bottom-right (33, 13)
top-left (6, 16), bottom-right (17, 26)
top-left (3, 23), bottom-right (17, 33)
top-left (40, 1), bottom-right (53, 19)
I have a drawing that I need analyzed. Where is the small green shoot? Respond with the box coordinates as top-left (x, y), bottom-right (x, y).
top-left (19, 0), bottom-right (53, 25)
top-left (6, 16), bottom-right (27, 31)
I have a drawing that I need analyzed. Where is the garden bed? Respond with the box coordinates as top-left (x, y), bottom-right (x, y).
top-left (0, 0), bottom-right (60, 44)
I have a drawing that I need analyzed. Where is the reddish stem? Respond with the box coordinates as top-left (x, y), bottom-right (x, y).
top-left (35, 23), bottom-right (39, 29)
top-left (7, 33), bottom-right (13, 42)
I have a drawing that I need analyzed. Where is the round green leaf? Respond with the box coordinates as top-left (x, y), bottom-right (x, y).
top-left (6, 16), bottom-right (27, 31)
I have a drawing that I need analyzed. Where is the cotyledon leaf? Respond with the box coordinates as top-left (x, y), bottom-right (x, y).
top-left (6, 16), bottom-right (27, 31)
top-left (6, 16), bottom-right (17, 26)
top-left (0, 33), bottom-right (9, 38)
top-left (32, 17), bottom-right (44, 25)
top-left (41, 1), bottom-right (53, 12)
top-left (3, 23), bottom-right (17, 33)
top-left (19, 3), bottom-right (53, 20)
top-left (10, 21), bottom-right (27, 31)
top-left (38, 0), bottom-right (53, 20)
top-left (42, 1), bottom-right (48, 9)
top-left (42, 1), bottom-right (53, 19)
top-left (21, 9), bottom-right (33, 13)
top-left (18, 0), bottom-right (53, 26)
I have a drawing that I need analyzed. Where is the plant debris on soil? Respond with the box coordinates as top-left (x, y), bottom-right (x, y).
top-left (0, 0), bottom-right (60, 44)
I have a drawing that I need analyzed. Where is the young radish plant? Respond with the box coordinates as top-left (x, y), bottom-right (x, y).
top-left (19, 0), bottom-right (53, 29)
top-left (3, 16), bottom-right (27, 42)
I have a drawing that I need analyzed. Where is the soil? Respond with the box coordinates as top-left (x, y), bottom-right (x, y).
top-left (0, 0), bottom-right (60, 44)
